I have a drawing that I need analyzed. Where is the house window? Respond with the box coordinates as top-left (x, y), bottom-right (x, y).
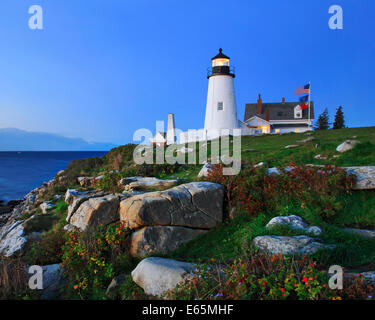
top-left (217, 102), bottom-right (223, 111)
top-left (275, 129), bottom-right (280, 133)
top-left (295, 129), bottom-right (300, 133)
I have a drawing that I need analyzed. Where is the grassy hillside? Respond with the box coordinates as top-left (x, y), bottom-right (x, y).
top-left (3, 127), bottom-right (375, 300)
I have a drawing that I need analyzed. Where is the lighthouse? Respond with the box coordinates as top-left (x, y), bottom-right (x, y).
top-left (204, 48), bottom-right (239, 138)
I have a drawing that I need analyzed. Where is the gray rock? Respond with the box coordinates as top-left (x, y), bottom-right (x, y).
top-left (65, 189), bottom-right (78, 205)
top-left (119, 182), bottom-right (224, 230)
top-left (39, 201), bottom-right (54, 214)
top-left (63, 224), bottom-right (77, 233)
top-left (69, 195), bottom-right (120, 231)
top-left (314, 154), bottom-right (327, 160)
top-left (198, 163), bottom-right (214, 178)
top-left (65, 189), bottom-right (108, 222)
top-left (344, 166), bottom-right (375, 190)
top-left (130, 226), bottom-right (207, 258)
top-left (120, 177), bottom-right (178, 191)
top-left (345, 271), bottom-right (375, 286)
top-left (342, 227), bottom-right (375, 238)
top-left (336, 140), bottom-right (359, 153)
top-left (0, 221), bottom-right (27, 257)
top-left (253, 162), bottom-right (265, 168)
top-left (39, 264), bottom-right (64, 300)
top-left (298, 137), bottom-right (314, 143)
top-left (285, 145), bottom-right (299, 149)
top-left (266, 215), bottom-right (322, 236)
top-left (267, 167), bottom-right (280, 175)
top-left (253, 235), bottom-right (334, 255)
top-left (131, 257), bottom-right (193, 297)
top-left (77, 177), bottom-right (94, 187)
top-left (106, 273), bottom-right (127, 298)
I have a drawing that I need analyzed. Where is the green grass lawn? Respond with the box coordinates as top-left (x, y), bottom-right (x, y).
top-left (162, 127), bottom-right (375, 270)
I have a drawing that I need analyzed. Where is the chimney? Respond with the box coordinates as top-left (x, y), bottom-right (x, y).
top-left (166, 113), bottom-right (176, 145)
top-left (265, 108), bottom-right (270, 121)
top-left (257, 94), bottom-right (262, 114)
top-left (282, 97), bottom-right (285, 104)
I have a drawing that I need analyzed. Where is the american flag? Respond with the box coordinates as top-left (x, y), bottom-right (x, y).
top-left (294, 83), bottom-right (310, 95)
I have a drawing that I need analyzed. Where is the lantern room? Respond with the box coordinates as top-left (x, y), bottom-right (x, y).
top-left (207, 48), bottom-right (235, 78)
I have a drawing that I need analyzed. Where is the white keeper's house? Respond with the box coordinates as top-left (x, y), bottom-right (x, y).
top-left (242, 95), bottom-right (314, 134)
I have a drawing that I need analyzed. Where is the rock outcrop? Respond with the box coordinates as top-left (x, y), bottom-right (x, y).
top-left (266, 215), bottom-right (322, 236)
top-left (0, 221), bottom-right (27, 257)
top-left (65, 189), bottom-right (108, 223)
top-left (197, 163), bottom-right (214, 178)
top-left (39, 264), bottom-right (65, 300)
top-left (119, 182), bottom-right (224, 230)
top-left (298, 137), bottom-right (314, 143)
top-left (118, 182), bottom-right (223, 257)
top-left (40, 201), bottom-right (54, 214)
top-left (130, 226), bottom-right (207, 257)
top-left (69, 195), bottom-right (120, 231)
top-left (344, 166), bottom-right (375, 190)
top-left (336, 140), bottom-right (359, 153)
top-left (119, 177), bottom-right (178, 191)
top-left (253, 235), bottom-right (335, 255)
top-left (131, 257), bottom-right (193, 297)
top-left (342, 227), bottom-right (375, 238)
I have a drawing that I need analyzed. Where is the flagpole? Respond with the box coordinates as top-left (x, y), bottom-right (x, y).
top-left (308, 81), bottom-right (311, 129)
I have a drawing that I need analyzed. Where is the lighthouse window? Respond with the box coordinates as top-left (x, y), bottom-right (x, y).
top-left (217, 102), bottom-right (224, 110)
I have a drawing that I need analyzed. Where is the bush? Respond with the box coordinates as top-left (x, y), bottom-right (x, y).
top-left (25, 228), bottom-right (66, 266)
top-left (206, 164), bottom-right (355, 221)
top-left (166, 253), bottom-right (373, 300)
top-left (95, 172), bottom-right (122, 193)
top-left (0, 258), bottom-right (32, 299)
top-left (64, 157), bottom-right (104, 181)
top-left (61, 222), bottom-right (133, 299)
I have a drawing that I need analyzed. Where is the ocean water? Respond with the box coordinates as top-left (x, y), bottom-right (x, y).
top-left (0, 151), bottom-right (107, 204)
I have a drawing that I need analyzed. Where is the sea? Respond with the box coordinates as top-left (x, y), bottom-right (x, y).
top-left (0, 151), bottom-right (107, 204)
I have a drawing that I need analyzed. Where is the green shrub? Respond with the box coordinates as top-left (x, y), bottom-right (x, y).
top-left (206, 164), bottom-right (355, 221)
top-left (25, 228), bottom-right (66, 265)
top-left (166, 253), bottom-right (373, 300)
top-left (96, 172), bottom-right (122, 193)
top-left (61, 222), bottom-right (133, 300)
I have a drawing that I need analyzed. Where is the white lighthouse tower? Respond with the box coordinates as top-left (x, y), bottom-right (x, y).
top-left (204, 48), bottom-right (239, 139)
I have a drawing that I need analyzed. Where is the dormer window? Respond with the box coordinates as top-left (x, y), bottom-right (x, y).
top-left (294, 105), bottom-right (302, 119)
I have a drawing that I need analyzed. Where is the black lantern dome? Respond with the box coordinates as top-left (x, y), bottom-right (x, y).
top-left (207, 48), bottom-right (235, 78)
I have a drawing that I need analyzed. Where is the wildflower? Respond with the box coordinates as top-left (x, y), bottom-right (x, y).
top-left (215, 293), bottom-right (223, 298)
top-left (303, 277), bottom-right (308, 282)
top-left (73, 285), bottom-right (78, 290)
top-left (262, 281), bottom-right (266, 286)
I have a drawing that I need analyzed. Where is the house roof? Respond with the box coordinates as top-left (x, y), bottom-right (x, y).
top-left (212, 48), bottom-right (230, 60)
top-left (244, 101), bottom-right (314, 122)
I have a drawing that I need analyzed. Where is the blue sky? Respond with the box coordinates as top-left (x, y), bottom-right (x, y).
top-left (0, 0), bottom-right (374, 145)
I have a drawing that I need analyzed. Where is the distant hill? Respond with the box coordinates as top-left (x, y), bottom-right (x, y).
top-left (0, 128), bottom-right (117, 151)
